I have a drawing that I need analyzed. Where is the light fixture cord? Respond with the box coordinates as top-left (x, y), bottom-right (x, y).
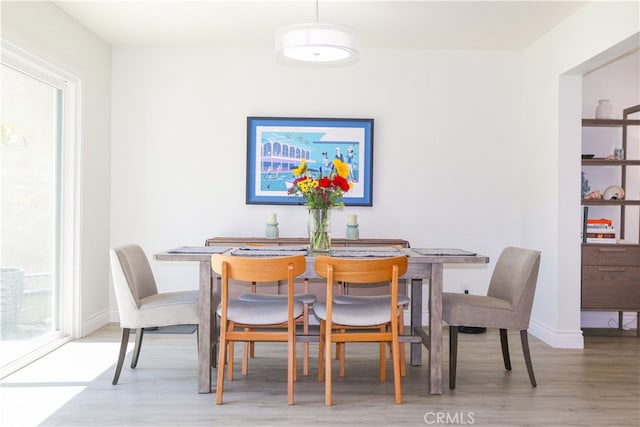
top-left (315, 0), bottom-right (319, 23)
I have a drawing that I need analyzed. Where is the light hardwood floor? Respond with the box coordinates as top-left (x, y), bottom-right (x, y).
top-left (1, 324), bottom-right (638, 426)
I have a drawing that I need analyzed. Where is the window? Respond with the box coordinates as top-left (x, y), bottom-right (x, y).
top-left (1, 41), bottom-right (80, 377)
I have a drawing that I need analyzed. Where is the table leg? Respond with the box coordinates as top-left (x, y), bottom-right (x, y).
top-left (410, 278), bottom-right (423, 366)
top-left (198, 260), bottom-right (212, 393)
top-left (429, 263), bottom-right (443, 394)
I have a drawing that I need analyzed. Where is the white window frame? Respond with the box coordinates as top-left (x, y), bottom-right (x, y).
top-left (1, 39), bottom-right (82, 373)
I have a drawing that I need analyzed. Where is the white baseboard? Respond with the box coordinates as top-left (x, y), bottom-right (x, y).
top-left (109, 308), bottom-right (120, 324)
top-left (81, 309), bottom-right (110, 337)
top-left (528, 319), bottom-right (584, 349)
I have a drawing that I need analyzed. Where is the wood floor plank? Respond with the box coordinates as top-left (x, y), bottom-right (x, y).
top-left (1, 324), bottom-right (638, 426)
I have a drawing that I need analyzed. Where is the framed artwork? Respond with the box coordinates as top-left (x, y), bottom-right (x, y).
top-left (246, 117), bottom-right (374, 206)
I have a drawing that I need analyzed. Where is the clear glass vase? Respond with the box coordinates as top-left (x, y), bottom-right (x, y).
top-left (308, 208), bottom-right (331, 252)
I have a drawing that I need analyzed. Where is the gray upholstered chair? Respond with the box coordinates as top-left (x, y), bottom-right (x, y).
top-left (211, 254), bottom-right (307, 405)
top-left (109, 244), bottom-right (198, 385)
top-left (442, 246), bottom-right (541, 389)
top-left (313, 255), bottom-right (408, 406)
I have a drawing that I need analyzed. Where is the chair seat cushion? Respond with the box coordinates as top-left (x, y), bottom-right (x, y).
top-left (333, 294), bottom-right (410, 306)
top-left (313, 302), bottom-right (392, 327)
top-left (140, 290), bottom-right (199, 309)
top-left (442, 292), bottom-right (517, 329)
top-left (217, 300), bottom-right (304, 325)
top-left (238, 293), bottom-right (317, 305)
top-left (135, 290), bottom-right (199, 328)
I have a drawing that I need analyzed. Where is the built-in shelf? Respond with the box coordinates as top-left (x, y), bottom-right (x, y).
top-left (581, 104), bottom-right (640, 336)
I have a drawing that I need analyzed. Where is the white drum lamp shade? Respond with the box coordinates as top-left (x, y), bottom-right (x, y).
top-left (275, 23), bottom-right (360, 64)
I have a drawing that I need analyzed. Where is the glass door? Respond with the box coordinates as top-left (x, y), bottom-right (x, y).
top-left (1, 62), bottom-right (63, 372)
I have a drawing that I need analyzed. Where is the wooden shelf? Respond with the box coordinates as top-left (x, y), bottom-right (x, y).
top-left (582, 242), bottom-right (640, 247)
top-left (582, 118), bottom-right (640, 127)
top-left (582, 159), bottom-right (640, 166)
top-left (581, 200), bottom-right (640, 206)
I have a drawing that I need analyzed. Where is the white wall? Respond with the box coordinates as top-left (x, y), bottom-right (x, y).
top-left (520, 1), bottom-right (639, 347)
top-left (1, 2), bottom-right (112, 336)
top-left (110, 47), bottom-right (521, 306)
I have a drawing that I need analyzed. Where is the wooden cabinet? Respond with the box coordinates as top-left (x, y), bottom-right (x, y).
top-left (581, 245), bottom-right (640, 310)
top-left (581, 104), bottom-right (640, 335)
top-left (205, 237), bottom-right (411, 303)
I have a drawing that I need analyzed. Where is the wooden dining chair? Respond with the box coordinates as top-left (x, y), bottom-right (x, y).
top-left (330, 245), bottom-right (409, 376)
top-left (235, 243), bottom-right (316, 376)
top-left (332, 293), bottom-right (410, 377)
top-left (313, 255), bottom-right (408, 406)
top-left (211, 253), bottom-right (307, 405)
top-left (442, 247), bottom-right (541, 390)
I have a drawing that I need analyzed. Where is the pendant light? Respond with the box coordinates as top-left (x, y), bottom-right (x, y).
top-left (275, 0), bottom-right (360, 64)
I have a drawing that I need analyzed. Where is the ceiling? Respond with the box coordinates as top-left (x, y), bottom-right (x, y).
top-left (51, 0), bottom-right (588, 50)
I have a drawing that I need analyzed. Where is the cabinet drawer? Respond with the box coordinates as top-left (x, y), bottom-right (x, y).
top-left (581, 265), bottom-right (640, 309)
top-left (582, 245), bottom-right (640, 266)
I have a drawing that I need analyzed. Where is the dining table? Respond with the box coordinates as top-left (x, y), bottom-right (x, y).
top-left (154, 244), bottom-right (489, 395)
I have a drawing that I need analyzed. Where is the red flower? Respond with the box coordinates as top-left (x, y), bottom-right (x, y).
top-left (318, 177), bottom-right (331, 188)
top-left (333, 175), bottom-right (350, 192)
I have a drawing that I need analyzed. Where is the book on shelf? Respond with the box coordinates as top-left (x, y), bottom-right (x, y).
top-left (586, 218), bottom-right (613, 226)
top-left (585, 229), bottom-right (616, 239)
top-left (586, 237), bottom-right (617, 244)
top-left (586, 224), bottom-right (613, 229)
top-left (583, 215), bottom-right (617, 244)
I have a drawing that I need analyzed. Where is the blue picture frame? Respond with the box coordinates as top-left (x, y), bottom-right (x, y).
top-left (246, 117), bottom-right (374, 206)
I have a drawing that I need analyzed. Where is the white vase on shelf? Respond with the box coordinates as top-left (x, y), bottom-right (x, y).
top-left (595, 99), bottom-right (613, 119)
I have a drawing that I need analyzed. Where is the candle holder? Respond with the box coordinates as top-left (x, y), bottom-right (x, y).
top-left (265, 222), bottom-right (279, 239)
top-left (266, 213), bottom-right (279, 239)
top-left (346, 223), bottom-right (359, 240)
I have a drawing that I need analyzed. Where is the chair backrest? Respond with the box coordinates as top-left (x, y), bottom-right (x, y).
top-left (110, 245), bottom-right (159, 327)
top-left (314, 256), bottom-right (408, 315)
top-left (211, 254), bottom-right (307, 283)
top-left (211, 254), bottom-right (307, 307)
top-left (314, 256), bottom-right (408, 285)
top-left (487, 247), bottom-right (541, 327)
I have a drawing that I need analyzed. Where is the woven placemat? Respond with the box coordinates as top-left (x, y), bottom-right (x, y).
top-left (329, 247), bottom-right (404, 258)
top-left (413, 248), bottom-right (477, 256)
top-left (168, 246), bottom-right (230, 254)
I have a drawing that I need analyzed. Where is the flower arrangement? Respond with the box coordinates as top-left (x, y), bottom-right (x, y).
top-left (289, 157), bottom-right (352, 251)
top-left (288, 158), bottom-right (351, 209)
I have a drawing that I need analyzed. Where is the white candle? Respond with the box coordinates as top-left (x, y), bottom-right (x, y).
top-left (347, 214), bottom-right (357, 225)
top-left (267, 213), bottom-right (277, 224)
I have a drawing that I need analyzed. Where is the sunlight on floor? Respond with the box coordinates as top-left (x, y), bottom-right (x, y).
top-left (0, 341), bottom-right (126, 426)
